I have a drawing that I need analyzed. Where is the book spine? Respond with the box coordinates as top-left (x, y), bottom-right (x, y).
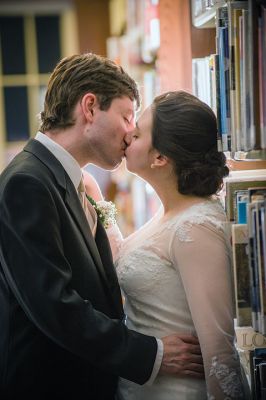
top-left (248, 204), bottom-right (260, 332)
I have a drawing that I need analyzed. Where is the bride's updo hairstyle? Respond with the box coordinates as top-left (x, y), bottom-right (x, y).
top-left (151, 91), bottom-right (229, 197)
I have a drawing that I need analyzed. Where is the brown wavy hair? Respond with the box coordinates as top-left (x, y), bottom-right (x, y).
top-left (39, 53), bottom-right (140, 131)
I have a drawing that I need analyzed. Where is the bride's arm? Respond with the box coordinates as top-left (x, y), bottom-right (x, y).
top-left (82, 170), bottom-right (124, 261)
top-left (170, 221), bottom-right (245, 399)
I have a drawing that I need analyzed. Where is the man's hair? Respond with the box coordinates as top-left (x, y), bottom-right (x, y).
top-left (39, 53), bottom-right (140, 131)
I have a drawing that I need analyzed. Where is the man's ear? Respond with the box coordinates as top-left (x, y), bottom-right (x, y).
top-left (150, 153), bottom-right (169, 169)
top-left (80, 93), bottom-right (97, 122)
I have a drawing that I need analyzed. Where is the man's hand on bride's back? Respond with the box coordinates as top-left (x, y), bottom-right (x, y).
top-left (160, 334), bottom-right (204, 378)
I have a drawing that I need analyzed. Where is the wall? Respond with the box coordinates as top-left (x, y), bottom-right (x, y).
top-left (74, 0), bottom-right (110, 56)
top-left (158, 0), bottom-right (216, 93)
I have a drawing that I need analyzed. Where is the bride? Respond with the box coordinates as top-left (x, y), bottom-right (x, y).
top-left (85, 91), bottom-right (245, 400)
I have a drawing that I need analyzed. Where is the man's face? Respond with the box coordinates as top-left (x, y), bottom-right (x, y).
top-left (85, 96), bottom-right (135, 170)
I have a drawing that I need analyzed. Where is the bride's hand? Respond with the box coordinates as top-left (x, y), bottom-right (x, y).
top-left (160, 333), bottom-right (204, 378)
top-left (82, 169), bottom-right (104, 201)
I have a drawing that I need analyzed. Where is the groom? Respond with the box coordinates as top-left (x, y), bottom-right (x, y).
top-left (0, 53), bottom-right (203, 399)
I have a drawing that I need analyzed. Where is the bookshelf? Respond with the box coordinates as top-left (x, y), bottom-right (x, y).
top-left (192, 0), bottom-right (266, 157)
top-left (225, 171), bottom-right (266, 399)
top-left (191, 1), bottom-right (266, 397)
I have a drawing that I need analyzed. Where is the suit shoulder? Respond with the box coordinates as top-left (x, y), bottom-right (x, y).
top-left (1, 148), bottom-right (63, 188)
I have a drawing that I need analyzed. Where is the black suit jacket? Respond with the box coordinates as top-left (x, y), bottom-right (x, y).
top-left (0, 139), bottom-right (157, 399)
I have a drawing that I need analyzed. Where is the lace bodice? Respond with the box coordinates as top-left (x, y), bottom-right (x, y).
top-left (107, 199), bottom-right (245, 400)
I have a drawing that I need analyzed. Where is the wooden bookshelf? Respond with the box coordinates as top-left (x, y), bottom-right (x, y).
top-left (229, 159), bottom-right (266, 171)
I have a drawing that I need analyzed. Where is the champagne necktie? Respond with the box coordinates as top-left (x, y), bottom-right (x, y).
top-left (77, 177), bottom-right (97, 236)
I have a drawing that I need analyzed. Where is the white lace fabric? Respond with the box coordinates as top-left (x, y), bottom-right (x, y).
top-left (107, 198), bottom-right (245, 400)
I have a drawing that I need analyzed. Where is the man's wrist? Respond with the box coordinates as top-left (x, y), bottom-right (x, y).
top-left (145, 338), bottom-right (163, 386)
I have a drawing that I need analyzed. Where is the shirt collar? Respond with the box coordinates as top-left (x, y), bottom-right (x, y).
top-left (35, 131), bottom-right (82, 190)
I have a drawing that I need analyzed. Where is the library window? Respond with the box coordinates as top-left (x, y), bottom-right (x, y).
top-left (35, 15), bottom-right (61, 73)
top-left (4, 86), bottom-right (29, 142)
top-left (0, 16), bottom-right (26, 75)
top-left (0, 13), bottom-right (62, 143)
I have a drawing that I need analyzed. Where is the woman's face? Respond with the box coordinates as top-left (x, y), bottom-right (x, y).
top-left (125, 106), bottom-right (156, 177)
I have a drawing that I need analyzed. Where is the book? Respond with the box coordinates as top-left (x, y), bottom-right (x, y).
top-left (213, 53), bottom-right (223, 151)
top-left (228, 1), bottom-right (248, 151)
top-left (258, 201), bottom-right (266, 335)
top-left (232, 224), bottom-right (252, 327)
top-left (248, 202), bottom-right (261, 331)
top-left (247, 1), bottom-right (258, 152)
top-left (208, 55), bottom-right (216, 114)
top-left (253, 348), bottom-right (266, 399)
top-left (259, 5), bottom-right (266, 149)
top-left (248, 188), bottom-right (266, 333)
top-left (192, 57), bottom-right (212, 108)
top-left (240, 10), bottom-right (251, 151)
top-left (225, 179), bottom-right (266, 222)
top-left (259, 362), bottom-right (266, 399)
top-left (261, 204), bottom-right (266, 318)
top-left (217, 6), bottom-right (229, 151)
top-left (235, 190), bottom-right (248, 224)
top-left (233, 7), bottom-right (243, 152)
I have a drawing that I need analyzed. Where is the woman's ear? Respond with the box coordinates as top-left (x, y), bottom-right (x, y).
top-left (151, 153), bottom-right (168, 169)
top-left (80, 93), bottom-right (97, 122)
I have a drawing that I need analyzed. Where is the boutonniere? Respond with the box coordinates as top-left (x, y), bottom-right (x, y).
top-left (86, 195), bottom-right (117, 229)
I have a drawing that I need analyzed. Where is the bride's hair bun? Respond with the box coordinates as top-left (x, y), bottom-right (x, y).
top-left (177, 149), bottom-right (229, 196)
top-left (152, 91), bottom-right (229, 196)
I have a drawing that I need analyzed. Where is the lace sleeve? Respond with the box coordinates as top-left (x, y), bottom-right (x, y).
top-left (105, 224), bottom-right (124, 262)
top-left (169, 221), bottom-right (245, 399)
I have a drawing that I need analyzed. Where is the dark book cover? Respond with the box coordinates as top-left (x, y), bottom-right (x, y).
top-left (232, 224), bottom-right (252, 326)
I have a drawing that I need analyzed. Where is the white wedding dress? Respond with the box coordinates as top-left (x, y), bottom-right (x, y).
top-left (107, 198), bottom-right (244, 400)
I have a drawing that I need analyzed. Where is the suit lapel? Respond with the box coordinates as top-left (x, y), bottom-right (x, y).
top-left (64, 177), bottom-right (112, 291)
top-left (65, 181), bottom-right (123, 316)
top-left (23, 139), bottom-right (116, 301)
top-left (95, 223), bottom-right (124, 317)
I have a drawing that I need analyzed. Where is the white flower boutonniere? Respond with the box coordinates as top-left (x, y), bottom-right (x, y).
top-left (86, 195), bottom-right (117, 229)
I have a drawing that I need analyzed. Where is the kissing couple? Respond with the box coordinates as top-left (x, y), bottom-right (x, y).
top-left (0, 53), bottom-right (245, 400)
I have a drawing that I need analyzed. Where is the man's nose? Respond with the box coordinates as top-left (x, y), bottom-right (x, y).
top-left (127, 118), bottom-right (136, 132)
top-left (124, 132), bottom-right (132, 146)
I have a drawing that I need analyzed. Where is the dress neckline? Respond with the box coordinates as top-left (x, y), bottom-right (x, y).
top-left (157, 197), bottom-right (219, 227)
